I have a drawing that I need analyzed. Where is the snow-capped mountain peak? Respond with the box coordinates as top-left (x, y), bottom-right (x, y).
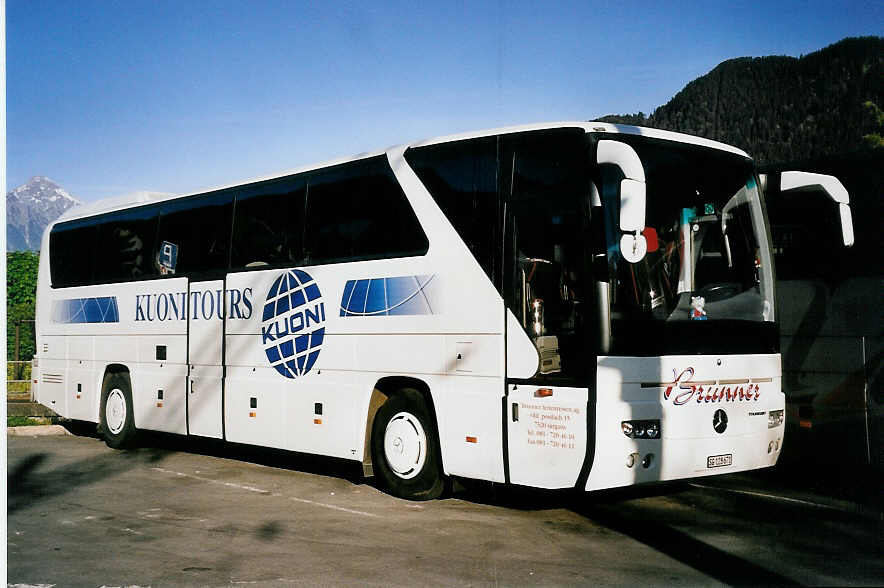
top-left (7, 176), bottom-right (82, 251)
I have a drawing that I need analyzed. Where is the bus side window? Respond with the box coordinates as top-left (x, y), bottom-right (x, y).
top-left (405, 137), bottom-right (499, 283)
top-left (157, 191), bottom-right (234, 277)
top-left (231, 176), bottom-right (307, 269)
top-left (50, 221), bottom-right (99, 288)
top-left (303, 156), bottom-right (428, 265)
top-left (93, 205), bottom-right (160, 283)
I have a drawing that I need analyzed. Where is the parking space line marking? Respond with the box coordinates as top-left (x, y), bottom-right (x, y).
top-left (150, 467), bottom-right (378, 518)
top-left (288, 496), bottom-right (379, 518)
top-left (151, 467), bottom-right (270, 494)
top-left (689, 483), bottom-right (839, 511)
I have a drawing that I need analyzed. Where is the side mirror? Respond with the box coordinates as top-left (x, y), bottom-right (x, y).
top-left (597, 140), bottom-right (647, 262)
top-left (778, 171), bottom-right (855, 247)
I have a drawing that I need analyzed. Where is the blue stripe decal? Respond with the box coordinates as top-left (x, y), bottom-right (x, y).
top-left (52, 297), bottom-right (120, 323)
top-left (340, 275), bottom-right (436, 317)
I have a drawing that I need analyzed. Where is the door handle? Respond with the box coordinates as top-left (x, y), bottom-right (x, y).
top-left (512, 402), bottom-right (519, 422)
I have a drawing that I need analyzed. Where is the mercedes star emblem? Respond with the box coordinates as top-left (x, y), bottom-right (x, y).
top-left (713, 409), bottom-right (728, 434)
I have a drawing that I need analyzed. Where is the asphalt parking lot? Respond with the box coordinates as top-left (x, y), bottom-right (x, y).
top-left (7, 430), bottom-right (883, 586)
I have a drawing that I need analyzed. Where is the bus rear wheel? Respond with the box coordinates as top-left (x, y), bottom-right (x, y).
top-left (99, 373), bottom-right (137, 449)
top-left (371, 389), bottom-right (445, 500)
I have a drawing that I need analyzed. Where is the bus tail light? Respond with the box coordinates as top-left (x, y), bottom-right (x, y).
top-left (534, 388), bottom-right (553, 398)
top-left (621, 419), bottom-right (661, 439)
top-left (768, 410), bottom-right (784, 428)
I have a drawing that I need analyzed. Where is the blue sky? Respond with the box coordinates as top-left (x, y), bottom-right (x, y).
top-left (7, 1), bottom-right (882, 202)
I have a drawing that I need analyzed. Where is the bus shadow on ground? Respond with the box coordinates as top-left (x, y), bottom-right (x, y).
top-left (132, 429), bottom-right (369, 486)
top-left (57, 420), bottom-right (367, 487)
top-left (453, 481), bottom-right (801, 587)
top-left (575, 502), bottom-right (800, 587)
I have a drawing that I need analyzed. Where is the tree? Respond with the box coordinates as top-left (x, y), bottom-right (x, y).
top-left (7, 251), bottom-right (40, 362)
top-left (862, 101), bottom-right (884, 149)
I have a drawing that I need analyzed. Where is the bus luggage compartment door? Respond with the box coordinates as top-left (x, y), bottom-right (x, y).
top-left (187, 280), bottom-right (225, 439)
top-left (506, 384), bottom-right (588, 489)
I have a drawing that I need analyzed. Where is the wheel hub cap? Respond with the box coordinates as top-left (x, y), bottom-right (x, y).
top-left (383, 412), bottom-right (427, 480)
top-left (106, 389), bottom-right (126, 435)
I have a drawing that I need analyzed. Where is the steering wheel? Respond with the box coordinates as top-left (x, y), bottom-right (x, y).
top-left (698, 282), bottom-right (741, 302)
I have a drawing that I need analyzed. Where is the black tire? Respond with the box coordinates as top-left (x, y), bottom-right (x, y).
top-left (98, 372), bottom-right (137, 449)
top-left (371, 389), bottom-right (445, 500)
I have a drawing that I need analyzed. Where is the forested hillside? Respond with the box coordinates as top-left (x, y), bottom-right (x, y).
top-left (7, 251), bottom-right (39, 361)
top-left (599, 36), bottom-right (883, 165)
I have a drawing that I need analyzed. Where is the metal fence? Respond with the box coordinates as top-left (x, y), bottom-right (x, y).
top-left (7, 360), bottom-right (34, 401)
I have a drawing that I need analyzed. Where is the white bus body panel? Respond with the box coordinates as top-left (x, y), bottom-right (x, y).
top-left (35, 277), bottom-right (191, 434)
top-left (587, 353), bottom-right (784, 491)
top-left (188, 280), bottom-right (225, 439)
top-left (222, 249), bottom-right (506, 479)
top-left (507, 385), bottom-right (588, 488)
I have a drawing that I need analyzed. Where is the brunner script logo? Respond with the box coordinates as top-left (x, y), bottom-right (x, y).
top-left (663, 367), bottom-right (761, 406)
top-left (261, 270), bottom-right (326, 379)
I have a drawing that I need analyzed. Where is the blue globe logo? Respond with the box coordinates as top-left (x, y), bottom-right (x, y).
top-left (261, 269), bottom-right (326, 378)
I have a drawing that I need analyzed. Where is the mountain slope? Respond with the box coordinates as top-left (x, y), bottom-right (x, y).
top-left (6, 176), bottom-right (81, 251)
top-left (599, 36), bottom-right (883, 164)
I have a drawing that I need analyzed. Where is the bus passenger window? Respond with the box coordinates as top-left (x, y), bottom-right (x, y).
top-left (404, 138), bottom-right (499, 282)
top-left (49, 222), bottom-right (98, 287)
top-left (303, 157), bottom-right (428, 265)
top-left (93, 205), bottom-right (160, 283)
top-left (231, 176), bottom-right (307, 269)
top-left (156, 191), bottom-right (233, 276)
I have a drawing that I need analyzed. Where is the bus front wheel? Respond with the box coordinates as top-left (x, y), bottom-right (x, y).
top-left (371, 389), bottom-right (445, 500)
top-left (99, 373), bottom-right (137, 449)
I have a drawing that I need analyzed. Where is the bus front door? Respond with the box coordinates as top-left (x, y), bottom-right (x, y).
top-left (187, 280), bottom-right (225, 438)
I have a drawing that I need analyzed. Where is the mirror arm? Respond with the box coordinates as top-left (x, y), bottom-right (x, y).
top-left (778, 171), bottom-right (854, 247)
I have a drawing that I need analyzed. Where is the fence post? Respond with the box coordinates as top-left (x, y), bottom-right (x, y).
top-left (15, 321), bottom-right (21, 380)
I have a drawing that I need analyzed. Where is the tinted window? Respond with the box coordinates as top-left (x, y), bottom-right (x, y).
top-left (93, 205), bottom-right (160, 283)
top-left (50, 220), bottom-right (98, 287)
top-left (501, 129), bottom-right (591, 380)
top-left (232, 176), bottom-right (307, 269)
top-left (768, 191), bottom-right (845, 280)
top-left (303, 156), bottom-right (428, 264)
top-left (405, 137), bottom-right (499, 281)
top-left (156, 191), bottom-right (233, 276)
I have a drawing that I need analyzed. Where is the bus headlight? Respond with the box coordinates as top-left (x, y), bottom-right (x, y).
top-left (768, 410), bottom-right (784, 429)
top-left (622, 419), bottom-right (661, 439)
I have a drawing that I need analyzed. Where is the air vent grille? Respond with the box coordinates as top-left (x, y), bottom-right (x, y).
top-left (42, 373), bottom-right (63, 384)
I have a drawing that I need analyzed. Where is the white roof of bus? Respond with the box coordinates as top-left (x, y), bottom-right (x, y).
top-left (54, 122), bottom-right (750, 224)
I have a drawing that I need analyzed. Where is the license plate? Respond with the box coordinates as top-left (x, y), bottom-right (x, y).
top-left (707, 454), bottom-right (732, 468)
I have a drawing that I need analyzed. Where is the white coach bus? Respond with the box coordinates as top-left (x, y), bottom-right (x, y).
top-left (35, 122), bottom-right (831, 500)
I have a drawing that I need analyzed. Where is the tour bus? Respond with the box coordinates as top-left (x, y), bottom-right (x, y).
top-left (764, 168), bottom-right (881, 470)
top-left (34, 122), bottom-right (851, 500)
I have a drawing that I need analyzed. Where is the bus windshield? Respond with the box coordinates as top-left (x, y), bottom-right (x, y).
top-left (599, 138), bottom-right (776, 356)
